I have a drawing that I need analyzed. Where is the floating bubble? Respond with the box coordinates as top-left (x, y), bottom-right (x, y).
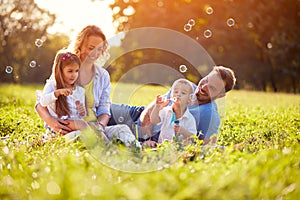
top-left (203, 29), bottom-right (212, 38)
top-left (5, 66), bottom-right (13, 74)
top-left (247, 22), bottom-right (254, 29)
top-left (184, 24), bottom-right (192, 32)
top-left (179, 64), bottom-right (187, 73)
top-left (188, 19), bottom-right (195, 26)
top-left (172, 97), bottom-right (177, 102)
top-left (29, 60), bottom-right (37, 68)
top-left (35, 38), bottom-right (43, 48)
top-left (206, 7), bottom-right (213, 15)
top-left (157, 1), bottom-right (164, 7)
top-left (226, 18), bottom-right (235, 27)
top-left (267, 42), bottom-right (273, 49)
top-left (118, 116), bottom-right (124, 123)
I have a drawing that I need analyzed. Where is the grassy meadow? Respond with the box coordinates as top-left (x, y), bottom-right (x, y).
top-left (0, 83), bottom-right (299, 199)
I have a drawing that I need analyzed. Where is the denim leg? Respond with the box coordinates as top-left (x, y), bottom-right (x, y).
top-left (108, 103), bottom-right (145, 136)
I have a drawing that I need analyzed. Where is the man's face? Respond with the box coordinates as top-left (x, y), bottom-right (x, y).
top-left (195, 71), bottom-right (226, 104)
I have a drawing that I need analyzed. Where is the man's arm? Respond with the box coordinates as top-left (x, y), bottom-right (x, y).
top-left (196, 103), bottom-right (220, 145)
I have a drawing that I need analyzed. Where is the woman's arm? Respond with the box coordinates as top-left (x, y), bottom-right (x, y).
top-left (35, 103), bottom-right (72, 134)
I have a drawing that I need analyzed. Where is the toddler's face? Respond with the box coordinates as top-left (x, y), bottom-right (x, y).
top-left (171, 82), bottom-right (193, 106)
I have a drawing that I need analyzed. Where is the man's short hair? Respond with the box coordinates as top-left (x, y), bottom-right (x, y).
top-left (214, 66), bottom-right (236, 92)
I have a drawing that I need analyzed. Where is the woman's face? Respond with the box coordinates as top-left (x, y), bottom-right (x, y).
top-left (80, 35), bottom-right (105, 62)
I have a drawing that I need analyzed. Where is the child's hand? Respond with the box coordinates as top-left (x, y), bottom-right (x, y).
top-left (75, 100), bottom-right (86, 117)
top-left (174, 124), bottom-right (181, 134)
top-left (155, 95), bottom-right (169, 107)
top-left (55, 88), bottom-right (73, 97)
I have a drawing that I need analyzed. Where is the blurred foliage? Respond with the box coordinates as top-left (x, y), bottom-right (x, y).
top-left (0, 84), bottom-right (299, 199)
top-left (109, 0), bottom-right (300, 93)
top-left (0, 0), bottom-right (70, 84)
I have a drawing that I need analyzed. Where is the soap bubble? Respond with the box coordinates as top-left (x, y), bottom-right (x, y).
top-left (35, 39), bottom-right (43, 48)
top-left (179, 64), bottom-right (187, 73)
top-left (171, 97), bottom-right (177, 102)
top-left (206, 7), bottom-right (213, 15)
top-left (5, 66), bottom-right (13, 74)
top-left (184, 24), bottom-right (192, 32)
top-left (118, 116), bottom-right (124, 123)
top-left (226, 18), bottom-right (235, 27)
top-left (29, 60), bottom-right (37, 68)
top-left (203, 29), bottom-right (212, 38)
top-left (267, 42), bottom-right (273, 49)
top-left (188, 19), bottom-right (195, 26)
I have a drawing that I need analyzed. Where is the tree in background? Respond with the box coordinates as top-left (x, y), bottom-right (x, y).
top-left (0, 0), bottom-right (69, 84)
top-left (109, 0), bottom-right (300, 93)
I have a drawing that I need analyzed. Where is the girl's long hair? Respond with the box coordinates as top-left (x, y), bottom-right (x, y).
top-left (52, 50), bottom-right (81, 118)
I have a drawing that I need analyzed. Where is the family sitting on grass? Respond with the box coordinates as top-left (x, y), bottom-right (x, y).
top-left (35, 25), bottom-right (236, 149)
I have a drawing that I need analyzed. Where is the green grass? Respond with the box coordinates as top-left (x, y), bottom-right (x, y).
top-left (0, 84), bottom-right (299, 199)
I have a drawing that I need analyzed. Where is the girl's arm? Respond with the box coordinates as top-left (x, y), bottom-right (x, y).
top-left (40, 80), bottom-right (73, 107)
top-left (40, 80), bottom-right (57, 107)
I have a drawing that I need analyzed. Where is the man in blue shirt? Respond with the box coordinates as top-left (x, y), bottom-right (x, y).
top-left (108, 66), bottom-right (236, 146)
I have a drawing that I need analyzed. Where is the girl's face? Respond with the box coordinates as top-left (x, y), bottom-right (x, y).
top-left (80, 35), bottom-right (105, 62)
top-left (62, 63), bottom-right (80, 87)
top-left (171, 83), bottom-right (193, 106)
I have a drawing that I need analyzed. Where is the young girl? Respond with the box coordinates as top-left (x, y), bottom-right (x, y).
top-left (40, 50), bottom-right (88, 136)
top-left (150, 78), bottom-right (197, 143)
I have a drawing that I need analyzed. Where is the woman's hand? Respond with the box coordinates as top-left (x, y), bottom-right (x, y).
top-left (48, 117), bottom-right (72, 135)
top-left (36, 104), bottom-right (73, 135)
